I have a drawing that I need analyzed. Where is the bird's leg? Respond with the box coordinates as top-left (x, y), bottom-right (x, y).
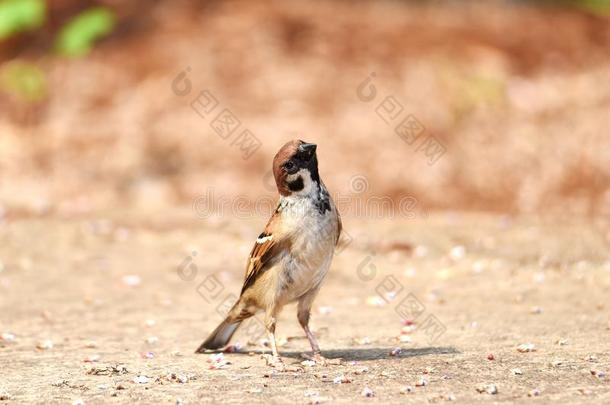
top-left (297, 292), bottom-right (325, 363)
top-left (264, 311), bottom-right (283, 368)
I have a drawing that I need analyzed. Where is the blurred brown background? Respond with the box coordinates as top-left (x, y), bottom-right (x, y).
top-left (1, 0), bottom-right (609, 219)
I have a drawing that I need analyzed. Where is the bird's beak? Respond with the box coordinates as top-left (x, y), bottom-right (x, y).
top-left (298, 142), bottom-right (317, 159)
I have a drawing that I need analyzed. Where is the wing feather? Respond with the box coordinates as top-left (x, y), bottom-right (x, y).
top-left (240, 210), bottom-right (289, 295)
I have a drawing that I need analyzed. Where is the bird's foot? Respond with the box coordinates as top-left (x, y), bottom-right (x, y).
top-left (301, 352), bottom-right (340, 365)
top-left (262, 353), bottom-right (285, 370)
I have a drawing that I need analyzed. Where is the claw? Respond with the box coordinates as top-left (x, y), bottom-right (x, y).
top-left (300, 352), bottom-right (331, 365)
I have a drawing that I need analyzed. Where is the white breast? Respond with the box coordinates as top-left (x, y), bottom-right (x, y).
top-left (276, 191), bottom-right (339, 303)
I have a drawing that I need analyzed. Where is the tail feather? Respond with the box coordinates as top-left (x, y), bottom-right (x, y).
top-left (195, 317), bottom-right (242, 353)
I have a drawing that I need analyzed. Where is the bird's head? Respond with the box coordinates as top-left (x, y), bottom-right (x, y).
top-left (273, 139), bottom-right (320, 197)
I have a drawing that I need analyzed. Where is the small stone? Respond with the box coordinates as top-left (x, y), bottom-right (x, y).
top-left (487, 353), bottom-right (495, 360)
top-left (353, 367), bottom-right (369, 375)
top-left (36, 340), bottom-right (53, 350)
top-left (530, 307), bottom-right (543, 314)
top-left (353, 337), bottom-right (371, 345)
top-left (476, 384), bottom-right (497, 394)
top-left (590, 370), bottom-right (606, 379)
top-left (333, 375), bottom-right (351, 384)
top-left (133, 375), bottom-right (149, 384)
top-left (224, 342), bottom-right (242, 353)
top-left (145, 319), bottom-right (156, 327)
top-left (414, 245), bottom-right (428, 258)
top-left (72, 400), bottom-right (84, 405)
top-left (0, 333), bottom-right (15, 343)
top-left (0, 388), bottom-right (10, 401)
top-left (140, 351), bottom-right (154, 359)
top-left (84, 341), bottom-right (97, 348)
top-left (365, 296), bottom-right (386, 307)
top-left (517, 343), bottom-right (536, 352)
top-left (415, 377), bottom-right (428, 387)
top-left (176, 375), bottom-right (189, 384)
top-left (555, 339), bottom-right (568, 346)
top-left (83, 355), bottom-right (100, 363)
top-left (399, 335), bottom-right (412, 343)
top-left (400, 385), bottom-right (414, 394)
top-left (449, 245), bottom-right (466, 260)
top-left (145, 336), bottom-right (158, 344)
top-left (528, 388), bottom-right (541, 397)
top-left (389, 347), bottom-right (402, 356)
top-left (122, 275), bottom-right (141, 287)
top-left (361, 387), bottom-right (375, 397)
top-left (511, 368), bottom-right (523, 375)
top-left (301, 360), bottom-right (316, 367)
top-left (318, 306), bottom-right (333, 315)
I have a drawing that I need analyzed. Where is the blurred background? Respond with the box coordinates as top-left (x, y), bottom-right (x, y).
top-left (1, 0), bottom-right (609, 219)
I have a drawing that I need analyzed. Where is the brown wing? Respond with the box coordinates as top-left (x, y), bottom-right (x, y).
top-left (240, 211), bottom-right (289, 295)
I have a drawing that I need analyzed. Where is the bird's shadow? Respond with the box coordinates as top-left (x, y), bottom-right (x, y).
top-left (234, 346), bottom-right (459, 362)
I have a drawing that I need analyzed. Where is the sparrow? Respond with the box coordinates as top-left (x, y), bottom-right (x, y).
top-left (195, 139), bottom-right (342, 363)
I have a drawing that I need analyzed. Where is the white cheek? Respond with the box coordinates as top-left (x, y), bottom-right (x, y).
top-left (287, 169), bottom-right (315, 196)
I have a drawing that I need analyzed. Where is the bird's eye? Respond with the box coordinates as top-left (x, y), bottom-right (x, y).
top-left (284, 161), bottom-right (295, 171)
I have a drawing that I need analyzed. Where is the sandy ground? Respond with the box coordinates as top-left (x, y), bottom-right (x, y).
top-left (1, 210), bottom-right (609, 404)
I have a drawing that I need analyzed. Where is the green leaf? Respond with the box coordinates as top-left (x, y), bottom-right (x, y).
top-left (0, 60), bottom-right (47, 102)
top-left (55, 7), bottom-right (116, 57)
top-left (0, 0), bottom-right (46, 40)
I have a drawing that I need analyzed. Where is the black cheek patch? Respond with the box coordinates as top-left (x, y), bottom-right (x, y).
top-left (288, 176), bottom-right (304, 192)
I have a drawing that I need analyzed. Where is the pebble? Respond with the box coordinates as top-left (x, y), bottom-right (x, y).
top-left (590, 370), bottom-right (606, 379)
top-left (353, 367), bottom-right (369, 375)
top-left (133, 375), bottom-right (149, 384)
top-left (517, 343), bottom-right (536, 352)
top-left (224, 343), bottom-right (242, 353)
top-left (476, 384), bottom-right (498, 394)
top-left (122, 275), bottom-right (141, 287)
top-left (511, 368), bottom-right (523, 375)
top-left (361, 387), bottom-right (375, 397)
top-left (414, 245), bottom-right (428, 258)
top-left (83, 355), bottom-right (100, 363)
top-left (528, 388), bottom-right (541, 397)
top-left (72, 399), bottom-right (84, 405)
top-left (333, 375), bottom-right (351, 384)
top-left (353, 337), bottom-right (371, 345)
top-left (555, 338), bottom-right (568, 346)
top-left (399, 335), bottom-right (412, 343)
top-left (145, 319), bottom-right (156, 327)
top-left (146, 336), bottom-right (159, 344)
top-left (140, 351), bottom-right (154, 359)
top-left (449, 245), bottom-right (466, 260)
top-left (530, 307), bottom-right (543, 314)
top-left (301, 360), bottom-right (316, 367)
top-left (487, 353), bottom-right (495, 360)
top-left (208, 353), bottom-right (229, 369)
top-left (0, 333), bottom-right (16, 343)
top-left (84, 341), bottom-right (97, 348)
top-left (0, 388), bottom-right (10, 401)
top-left (318, 306), bottom-right (334, 315)
top-left (400, 385), bottom-right (414, 394)
top-left (389, 347), bottom-right (402, 356)
top-left (36, 340), bottom-right (53, 350)
top-left (416, 377), bottom-right (428, 387)
top-left (365, 296), bottom-right (386, 307)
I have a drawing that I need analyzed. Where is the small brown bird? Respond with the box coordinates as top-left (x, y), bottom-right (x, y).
top-left (195, 139), bottom-right (341, 363)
